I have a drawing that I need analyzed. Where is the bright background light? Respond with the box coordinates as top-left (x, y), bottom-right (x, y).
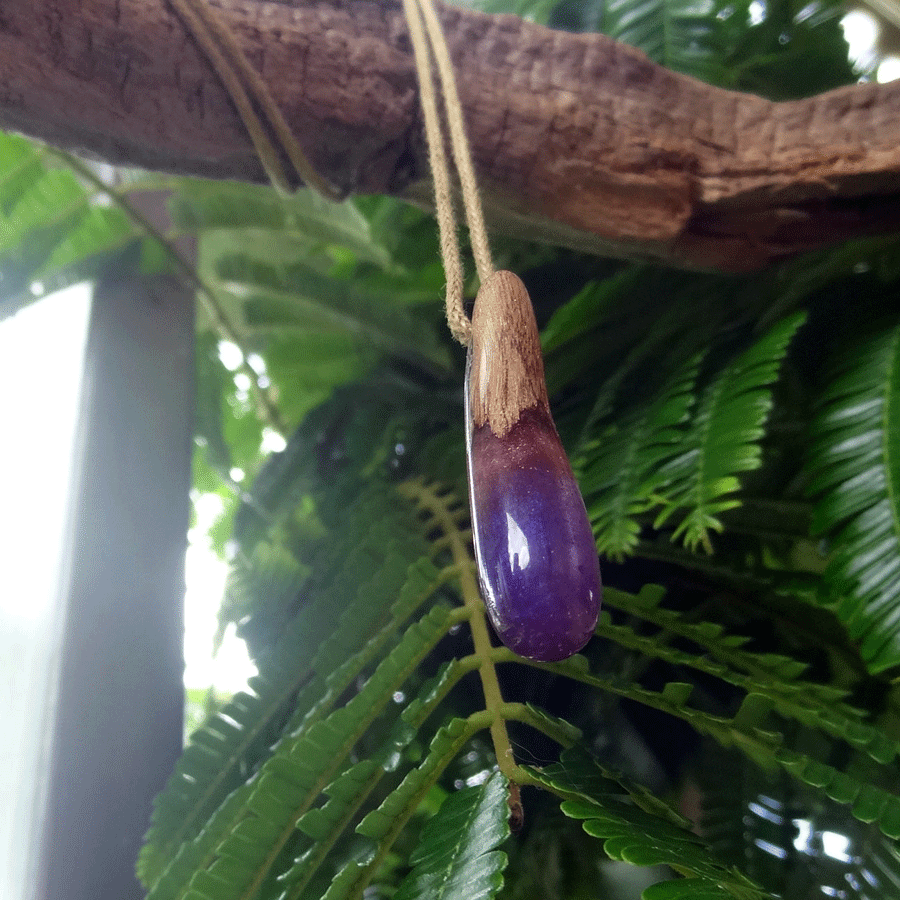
top-left (185, 492), bottom-right (257, 694)
top-left (0, 286), bottom-right (91, 900)
top-left (0, 285), bottom-right (258, 898)
top-left (842, 8), bottom-right (880, 70)
top-left (840, 6), bottom-right (900, 82)
top-left (877, 54), bottom-right (900, 82)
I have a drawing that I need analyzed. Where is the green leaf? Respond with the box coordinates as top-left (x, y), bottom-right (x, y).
top-left (277, 759), bottom-right (386, 900)
top-left (261, 330), bottom-right (376, 425)
top-left (541, 271), bottom-right (638, 354)
top-left (655, 314), bottom-right (806, 551)
top-left (139, 503), bottom-right (442, 890)
top-left (808, 322), bottom-right (900, 673)
top-left (698, 743), bottom-right (900, 900)
top-left (209, 250), bottom-right (451, 375)
top-left (725, 0), bottom-right (856, 99)
top-left (146, 606), bottom-right (454, 900)
top-left (0, 142), bottom-right (152, 317)
top-left (392, 771), bottom-right (510, 900)
top-left (594, 595), bottom-right (899, 770)
top-left (325, 716), bottom-right (487, 900)
top-left (534, 656), bottom-right (900, 839)
top-left (0, 167), bottom-right (97, 313)
top-left (643, 879), bottom-right (747, 900)
top-left (469, 0), bottom-right (560, 25)
top-left (530, 748), bottom-right (776, 899)
top-left (579, 352), bottom-right (702, 559)
top-left (0, 133), bottom-right (46, 218)
top-left (169, 179), bottom-right (393, 269)
top-left (278, 662), bottom-right (469, 900)
top-left (193, 333), bottom-right (236, 484)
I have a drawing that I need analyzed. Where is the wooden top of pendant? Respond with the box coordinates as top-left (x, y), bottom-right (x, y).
top-left (469, 271), bottom-right (551, 438)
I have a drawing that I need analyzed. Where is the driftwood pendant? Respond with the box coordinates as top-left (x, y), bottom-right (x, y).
top-left (465, 271), bottom-right (602, 661)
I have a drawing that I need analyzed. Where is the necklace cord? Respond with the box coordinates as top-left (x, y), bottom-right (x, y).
top-left (402, 0), bottom-right (497, 345)
top-left (167, 0), bottom-right (344, 200)
top-left (401, 0), bottom-right (467, 344)
top-left (169, 0), bottom-right (493, 344)
top-left (412, 0), bottom-right (495, 288)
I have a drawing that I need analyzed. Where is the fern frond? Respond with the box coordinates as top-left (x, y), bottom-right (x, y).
top-left (278, 660), bottom-right (470, 899)
top-left (599, 586), bottom-right (899, 768)
top-left (143, 780), bottom-right (256, 900)
top-left (209, 251), bottom-right (451, 375)
top-left (281, 557), bottom-right (449, 741)
top-left (226, 479), bottom-right (434, 653)
top-left (0, 142), bottom-right (141, 316)
top-left (139, 513), bottom-right (443, 889)
top-left (700, 744), bottom-right (900, 900)
top-left (655, 314), bottom-right (806, 552)
top-left (592, 610), bottom-right (900, 770)
top-left (529, 747), bottom-right (776, 899)
top-left (578, 353), bottom-right (701, 559)
top-left (296, 760), bottom-right (381, 843)
top-left (0, 133), bottom-right (44, 216)
top-left (860, 834), bottom-right (900, 900)
top-left (469, 0), bottom-right (559, 25)
top-left (39, 199), bottom-right (135, 280)
top-left (541, 271), bottom-right (640, 355)
top-left (147, 606), bottom-right (455, 900)
top-left (807, 322), bottom-right (900, 673)
top-left (399, 658), bottom-right (473, 733)
top-left (281, 759), bottom-right (383, 899)
top-left (772, 742), bottom-right (900, 842)
top-left (221, 539), bottom-right (309, 643)
top-left (518, 655), bottom-right (900, 839)
top-left (513, 702), bottom-right (583, 748)
top-left (139, 667), bottom-right (303, 888)
top-left (327, 716), bottom-right (491, 900)
top-left (603, 587), bottom-right (815, 687)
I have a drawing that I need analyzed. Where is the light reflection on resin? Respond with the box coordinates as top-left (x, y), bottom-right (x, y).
top-left (505, 512), bottom-right (530, 571)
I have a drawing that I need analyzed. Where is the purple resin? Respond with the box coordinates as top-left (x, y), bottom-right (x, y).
top-left (467, 407), bottom-right (602, 661)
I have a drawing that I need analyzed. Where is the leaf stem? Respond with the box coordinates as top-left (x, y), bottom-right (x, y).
top-left (498, 702), bottom-right (581, 749)
top-left (399, 481), bottom-right (531, 785)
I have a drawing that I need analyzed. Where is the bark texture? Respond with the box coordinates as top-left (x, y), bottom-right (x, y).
top-left (2, 0), bottom-right (900, 268)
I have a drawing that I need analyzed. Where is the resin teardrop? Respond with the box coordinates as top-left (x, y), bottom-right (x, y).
top-left (465, 271), bottom-right (601, 662)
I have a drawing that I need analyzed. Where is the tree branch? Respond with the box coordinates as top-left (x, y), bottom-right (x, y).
top-left (2, 0), bottom-right (900, 269)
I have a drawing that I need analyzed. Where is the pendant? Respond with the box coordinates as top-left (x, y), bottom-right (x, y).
top-left (465, 271), bottom-right (601, 661)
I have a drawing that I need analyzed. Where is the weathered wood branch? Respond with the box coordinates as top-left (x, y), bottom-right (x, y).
top-left (2, 0), bottom-right (900, 269)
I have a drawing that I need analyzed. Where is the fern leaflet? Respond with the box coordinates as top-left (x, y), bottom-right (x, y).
top-left (530, 747), bottom-right (776, 899)
top-left (325, 716), bottom-right (491, 900)
top-left (808, 321), bottom-right (900, 672)
top-left (655, 314), bottom-right (806, 551)
top-left (139, 513), bottom-right (443, 889)
top-left (392, 771), bottom-right (510, 900)
top-left (514, 654), bottom-right (900, 839)
top-left (579, 352), bottom-right (701, 559)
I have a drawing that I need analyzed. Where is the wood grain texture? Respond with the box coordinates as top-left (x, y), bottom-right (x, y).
top-left (469, 271), bottom-right (549, 437)
top-left (2, 0), bottom-right (900, 268)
